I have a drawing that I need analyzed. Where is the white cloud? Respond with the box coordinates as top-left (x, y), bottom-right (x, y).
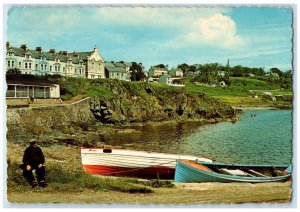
top-left (184, 13), bottom-right (247, 48)
top-left (94, 7), bottom-right (231, 27)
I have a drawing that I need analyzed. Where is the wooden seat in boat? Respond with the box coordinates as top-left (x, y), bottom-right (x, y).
top-left (181, 160), bottom-right (213, 172)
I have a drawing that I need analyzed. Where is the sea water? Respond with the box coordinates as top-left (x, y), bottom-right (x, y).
top-left (105, 110), bottom-right (293, 165)
top-left (181, 110), bottom-right (293, 165)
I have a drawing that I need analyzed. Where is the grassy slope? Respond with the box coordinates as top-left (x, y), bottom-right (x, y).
top-left (184, 77), bottom-right (292, 107)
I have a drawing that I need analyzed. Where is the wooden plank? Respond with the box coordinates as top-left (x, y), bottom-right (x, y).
top-left (248, 169), bottom-right (268, 177)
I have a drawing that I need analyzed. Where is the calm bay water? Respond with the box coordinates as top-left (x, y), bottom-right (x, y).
top-left (105, 110), bottom-right (292, 165)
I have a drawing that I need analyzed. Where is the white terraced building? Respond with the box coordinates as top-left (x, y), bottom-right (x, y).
top-left (5, 42), bottom-right (106, 79)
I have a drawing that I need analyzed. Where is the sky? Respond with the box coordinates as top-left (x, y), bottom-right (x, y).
top-left (5, 6), bottom-right (293, 71)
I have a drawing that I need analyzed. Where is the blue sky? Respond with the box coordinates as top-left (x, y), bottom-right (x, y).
top-left (6, 6), bottom-right (293, 71)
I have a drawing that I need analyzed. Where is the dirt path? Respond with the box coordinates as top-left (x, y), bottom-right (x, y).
top-left (6, 182), bottom-right (292, 205)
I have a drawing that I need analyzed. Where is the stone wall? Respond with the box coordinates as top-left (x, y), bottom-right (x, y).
top-left (6, 98), bottom-right (95, 134)
top-left (7, 98), bottom-right (62, 107)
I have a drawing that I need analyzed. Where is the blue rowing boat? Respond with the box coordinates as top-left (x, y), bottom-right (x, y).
top-left (174, 160), bottom-right (292, 183)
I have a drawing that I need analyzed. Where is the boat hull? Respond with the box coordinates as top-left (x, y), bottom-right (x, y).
top-left (174, 160), bottom-right (291, 183)
top-left (81, 148), bottom-right (213, 179)
top-left (83, 164), bottom-right (175, 179)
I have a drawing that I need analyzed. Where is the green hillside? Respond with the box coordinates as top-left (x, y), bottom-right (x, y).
top-left (184, 77), bottom-right (292, 108)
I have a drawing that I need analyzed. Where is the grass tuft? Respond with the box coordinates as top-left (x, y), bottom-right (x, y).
top-left (7, 160), bottom-right (153, 193)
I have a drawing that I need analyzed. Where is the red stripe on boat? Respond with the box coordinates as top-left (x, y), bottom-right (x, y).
top-left (82, 165), bottom-right (175, 179)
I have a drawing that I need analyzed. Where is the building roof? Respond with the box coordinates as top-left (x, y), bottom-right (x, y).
top-left (105, 66), bottom-right (127, 73)
top-left (160, 73), bottom-right (171, 78)
top-left (7, 46), bottom-right (95, 64)
top-left (104, 62), bottom-right (116, 68)
top-left (123, 62), bottom-right (132, 67)
top-left (114, 62), bottom-right (126, 68)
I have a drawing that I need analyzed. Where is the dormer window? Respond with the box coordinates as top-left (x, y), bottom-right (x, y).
top-left (55, 57), bottom-right (60, 63)
top-left (7, 49), bottom-right (15, 56)
top-left (25, 52), bottom-right (31, 59)
top-left (68, 58), bottom-right (72, 64)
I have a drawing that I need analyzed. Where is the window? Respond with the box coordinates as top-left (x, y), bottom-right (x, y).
top-left (50, 66), bottom-right (52, 71)
top-left (12, 61), bottom-right (15, 67)
top-left (25, 63), bottom-right (28, 69)
top-left (19, 62), bottom-right (21, 68)
top-left (45, 65), bottom-right (47, 70)
top-left (29, 63), bottom-right (32, 69)
top-left (36, 64), bottom-right (38, 70)
top-left (55, 66), bottom-right (57, 71)
top-left (7, 61), bottom-right (10, 67)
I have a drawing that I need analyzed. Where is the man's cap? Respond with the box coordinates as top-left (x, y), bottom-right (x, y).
top-left (29, 139), bottom-right (37, 144)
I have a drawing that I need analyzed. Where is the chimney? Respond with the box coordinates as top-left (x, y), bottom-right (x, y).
top-left (73, 51), bottom-right (79, 58)
top-left (49, 49), bottom-right (56, 54)
top-left (35, 47), bottom-right (42, 53)
top-left (6, 42), bottom-right (10, 49)
top-left (58, 51), bottom-right (68, 55)
top-left (20, 44), bottom-right (27, 51)
top-left (93, 45), bottom-right (98, 52)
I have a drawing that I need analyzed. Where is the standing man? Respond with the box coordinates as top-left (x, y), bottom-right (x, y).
top-left (22, 139), bottom-right (47, 188)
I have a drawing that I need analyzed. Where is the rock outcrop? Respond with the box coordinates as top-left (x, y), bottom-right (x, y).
top-left (89, 81), bottom-right (236, 124)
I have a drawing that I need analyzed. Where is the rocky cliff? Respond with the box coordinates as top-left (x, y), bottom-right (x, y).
top-left (6, 80), bottom-right (237, 136)
top-left (88, 80), bottom-right (236, 124)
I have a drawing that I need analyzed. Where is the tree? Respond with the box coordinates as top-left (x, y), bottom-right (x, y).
top-left (130, 62), bottom-right (146, 81)
top-left (177, 63), bottom-right (190, 76)
top-left (231, 65), bottom-right (246, 77)
top-left (156, 64), bottom-right (165, 69)
top-left (270, 67), bottom-right (283, 77)
top-left (189, 65), bottom-right (197, 73)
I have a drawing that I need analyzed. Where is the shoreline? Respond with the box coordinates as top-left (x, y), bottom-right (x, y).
top-left (233, 105), bottom-right (292, 111)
